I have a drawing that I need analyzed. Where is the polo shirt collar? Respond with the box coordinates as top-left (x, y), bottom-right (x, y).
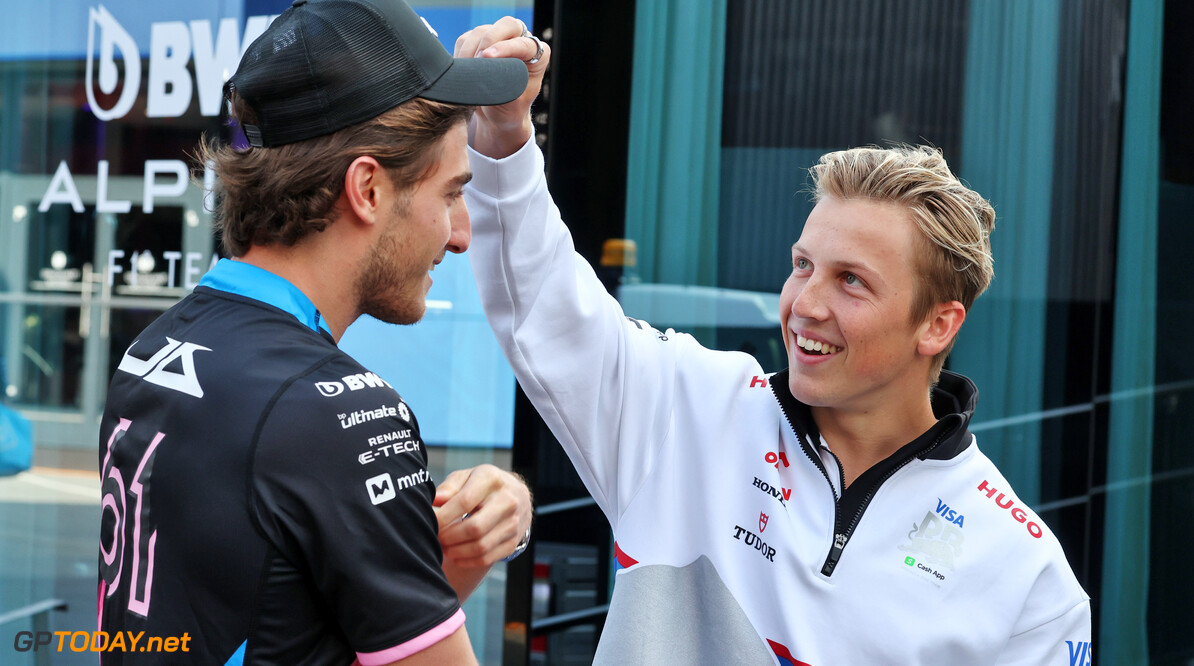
top-left (198, 258), bottom-right (333, 337)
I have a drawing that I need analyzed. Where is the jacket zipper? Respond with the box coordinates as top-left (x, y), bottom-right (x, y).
top-left (770, 376), bottom-right (950, 578)
top-left (773, 397), bottom-right (851, 574)
top-left (818, 431), bottom-right (948, 576)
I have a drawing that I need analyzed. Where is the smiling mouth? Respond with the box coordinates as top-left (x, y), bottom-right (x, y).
top-left (796, 333), bottom-right (839, 355)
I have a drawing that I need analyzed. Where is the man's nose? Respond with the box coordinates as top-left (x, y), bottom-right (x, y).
top-left (447, 203), bottom-right (471, 254)
top-left (791, 276), bottom-right (830, 321)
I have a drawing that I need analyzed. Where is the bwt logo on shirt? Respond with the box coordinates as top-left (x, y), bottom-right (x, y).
top-left (315, 372), bottom-right (395, 398)
top-left (86, 5), bottom-right (278, 121)
top-left (365, 469), bottom-right (430, 506)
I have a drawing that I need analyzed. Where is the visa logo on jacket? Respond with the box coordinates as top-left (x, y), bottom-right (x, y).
top-left (1067, 640), bottom-right (1092, 665)
top-left (935, 497), bottom-right (964, 526)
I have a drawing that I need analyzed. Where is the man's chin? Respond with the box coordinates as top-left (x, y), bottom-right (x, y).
top-left (787, 375), bottom-right (830, 407)
top-left (364, 302), bottom-right (424, 326)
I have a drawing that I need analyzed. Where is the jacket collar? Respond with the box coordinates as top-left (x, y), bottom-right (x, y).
top-left (770, 368), bottom-right (978, 462)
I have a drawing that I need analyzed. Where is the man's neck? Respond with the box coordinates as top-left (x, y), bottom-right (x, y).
top-left (238, 243), bottom-right (360, 342)
top-left (811, 395), bottom-right (937, 489)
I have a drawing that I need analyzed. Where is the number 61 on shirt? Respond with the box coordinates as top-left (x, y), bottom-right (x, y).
top-left (99, 418), bottom-right (163, 617)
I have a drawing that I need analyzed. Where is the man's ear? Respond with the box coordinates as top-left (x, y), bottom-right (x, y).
top-left (917, 300), bottom-right (966, 357)
top-left (342, 156), bottom-right (384, 225)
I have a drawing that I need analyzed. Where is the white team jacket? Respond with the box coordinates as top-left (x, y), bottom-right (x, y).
top-left (466, 139), bottom-right (1092, 666)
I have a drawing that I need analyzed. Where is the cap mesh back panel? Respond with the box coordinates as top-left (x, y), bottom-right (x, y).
top-left (236, 1), bottom-right (429, 146)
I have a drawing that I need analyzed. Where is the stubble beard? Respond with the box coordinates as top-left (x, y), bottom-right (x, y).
top-left (355, 197), bottom-right (427, 326)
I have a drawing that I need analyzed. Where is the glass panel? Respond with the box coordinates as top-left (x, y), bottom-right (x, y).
top-left (1141, 0), bottom-right (1194, 660)
top-left (14, 304), bottom-right (84, 409)
top-left (24, 207), bottom-right (96, 294)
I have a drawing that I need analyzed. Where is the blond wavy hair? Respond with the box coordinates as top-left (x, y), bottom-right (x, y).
top-left (809, 145), bottom-right (996, 380)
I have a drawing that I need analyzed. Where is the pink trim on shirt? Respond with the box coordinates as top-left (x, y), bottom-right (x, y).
top-left (356, 608), bottom-right (466, 665)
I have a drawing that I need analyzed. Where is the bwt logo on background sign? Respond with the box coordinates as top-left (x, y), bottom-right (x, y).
top-left (38, 6), bottom-right (278, 215)
top-left (86, 4), bottom-right (277, 121)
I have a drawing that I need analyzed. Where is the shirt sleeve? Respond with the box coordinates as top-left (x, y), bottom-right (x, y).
top-left (250, 369), bottom-right (461, 660)
top-left (466, 138), bottom-right (704, 528)
top-left (996, 598), bottom-right (1091, 665)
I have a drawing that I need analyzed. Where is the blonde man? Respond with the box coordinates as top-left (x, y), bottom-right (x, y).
top-left (463, 22), bottom-right (1091, 665)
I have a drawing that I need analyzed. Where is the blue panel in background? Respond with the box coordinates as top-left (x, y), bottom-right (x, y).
top-left (339, 252), bottom-right (516, 449)
top-left (3, 0), bottom-right (241, 60)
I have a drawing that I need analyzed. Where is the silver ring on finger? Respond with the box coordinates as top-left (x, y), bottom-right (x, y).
top-left (525, 34), bottom-right (544, 64)
top-left (518, 19), bottom-right (530, 39)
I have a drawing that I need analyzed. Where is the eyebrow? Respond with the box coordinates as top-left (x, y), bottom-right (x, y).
top-left (449, 172), bottom-right (473, 190)
top-left (792, 243), bottom-right (879, 276)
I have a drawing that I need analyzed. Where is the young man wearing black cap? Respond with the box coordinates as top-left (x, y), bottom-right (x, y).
top-left (96, 2), bottom-right (543, 664)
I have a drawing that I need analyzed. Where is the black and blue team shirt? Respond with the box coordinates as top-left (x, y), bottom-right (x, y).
top-left (97, 259), bottom-right (461, 665)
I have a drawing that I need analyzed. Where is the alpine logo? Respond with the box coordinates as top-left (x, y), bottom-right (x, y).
top-left (752, 476), bottom-right (791, 506)
top-left (116, 337), bottom-right (210, 397)
top-left (316, 372), bottom-right (393, 397)
top-left (899, 509), bottom-right (964, 571)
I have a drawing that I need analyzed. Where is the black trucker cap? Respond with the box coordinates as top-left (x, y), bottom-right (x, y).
top-left (225, 0), bottom-right (528, 147)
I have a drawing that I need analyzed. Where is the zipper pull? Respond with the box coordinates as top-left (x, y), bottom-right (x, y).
top-left (821, 533), bottom-right (847, 576)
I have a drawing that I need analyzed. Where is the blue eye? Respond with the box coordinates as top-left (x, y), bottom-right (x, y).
top-left (795, 258), bottom-right (810, 270)
top-left (844, 273), bottom-right (859, 286)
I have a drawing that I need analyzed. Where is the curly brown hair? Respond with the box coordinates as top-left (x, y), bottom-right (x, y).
top-left (198, 93), bottom-right (474, 257)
